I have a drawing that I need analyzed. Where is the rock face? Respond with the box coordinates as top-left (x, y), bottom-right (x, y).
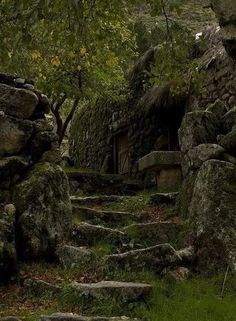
top-left (0, 73), bottom-right (72, 280)
top-left (211, 0), bottom-right (236, 58)
top-left (0, 204), bottom-right (17, 282)
top-left (178, 111), bottom-right (219, 153)
top-left (13, 162), bottom-right (71, 259)
top-left (0, 116), bottom-right (33, 156)
top-left (189, 160), bottom-right (236, 272)
top-left (0, 83), bottom-right (38, 119)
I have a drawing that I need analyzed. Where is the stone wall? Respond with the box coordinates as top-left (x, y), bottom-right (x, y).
top-left (70, 87), bottom-right (185, 176)
top-left (0, 73), bottom-right (72, 281)
top-left (187, 26), bottom-right (236, 111)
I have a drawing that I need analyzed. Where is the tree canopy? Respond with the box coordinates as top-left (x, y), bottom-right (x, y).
top-left (0, 0), bottom-right (193, 142)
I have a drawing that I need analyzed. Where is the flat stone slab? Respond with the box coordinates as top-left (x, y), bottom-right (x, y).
top-left (70, 280), bottom-right (152, 302)
top-left (123, 222), bottom-right (183, 248)
top-left (70, 195), bottom-right (128, 206)
top-left (73, 207), bottom-right (140, 227)
top-left (56, 245), bottom-right (92, 268)
top-left (107, 244), bottom-right (182, 272)
top-left (71, 222), bottom-right (128, 247)
top-left (40, 313), bottom-right (139, 321)
top-left (139, 151), bottom-right (182, 172)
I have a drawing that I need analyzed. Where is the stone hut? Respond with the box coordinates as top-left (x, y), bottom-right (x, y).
top-left (70, 25), bottom-right (236, 181)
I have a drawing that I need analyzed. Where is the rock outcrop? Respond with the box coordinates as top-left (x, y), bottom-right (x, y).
top-left (0, 73), bottom-right (72, 280)
top-left (177, 98), bottom-right (236, 273)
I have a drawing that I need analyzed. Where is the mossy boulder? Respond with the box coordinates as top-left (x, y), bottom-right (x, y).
top-left (13, 162), bottom-right (72, 260)
top-left (0, 115), bottom-right (33, 157)
top-left (189, 159), bottom-right (236, 273)
top-left (0, 204), bottom-right (17, 283)
top-left (220, 129), bottom-right (236, 156)
top-left (178, 111), bottom-right (219, 153)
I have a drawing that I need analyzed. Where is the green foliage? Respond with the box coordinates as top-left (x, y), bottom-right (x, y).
top-left (0, 0), bottom-right (138, 101)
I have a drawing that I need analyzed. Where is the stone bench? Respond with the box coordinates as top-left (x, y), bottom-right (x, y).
top-left (138, 151), bottom-right (182, 192)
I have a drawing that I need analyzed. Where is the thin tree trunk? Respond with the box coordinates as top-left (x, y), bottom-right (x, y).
top-left (58, 98), bottom-right (80, 145)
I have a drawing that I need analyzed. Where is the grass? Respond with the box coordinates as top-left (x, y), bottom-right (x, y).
top-left (139, 276), bottom-right (236, 321)
top-left (1, 260), bottom-right (235, 321)
top-left (104, 190), bottom-right (155, 213)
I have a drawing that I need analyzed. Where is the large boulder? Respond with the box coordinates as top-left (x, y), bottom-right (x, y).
top-left (222, 106), bottom-right (236, 132)
top-left (13, 162), bottom-right (72, 260)
top-left (0, 115), bottom-right (33, 156)
top-left (0, 204), bottom-right (17, 283)
top-left (186, 144), bottom-right (225, 170)
top-left (189, 160), bottom-right (236, 273)
top-left (178, 111), bottom-right (219, 153)
top-left (219, 129), bottom-right (236, 156)
top-left (0, 83), bottom-right (38, 119)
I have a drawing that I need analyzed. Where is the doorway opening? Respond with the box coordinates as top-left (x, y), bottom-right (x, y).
top-left (113, 131), bottom-right (129, 174)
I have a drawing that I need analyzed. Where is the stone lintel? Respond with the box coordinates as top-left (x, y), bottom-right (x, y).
top-left (138, 151), bottom-right (182, 172)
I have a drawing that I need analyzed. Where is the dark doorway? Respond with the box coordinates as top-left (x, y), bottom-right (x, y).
top-left (113, 131), bottom-right (129, 174)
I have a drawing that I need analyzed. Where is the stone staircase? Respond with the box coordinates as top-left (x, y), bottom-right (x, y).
top-left (23, 172), bottom-right (191, 321)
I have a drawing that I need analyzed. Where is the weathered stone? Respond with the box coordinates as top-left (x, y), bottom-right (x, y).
top-left (41, 148), bottom-right (62, 164)
top-left (56, 245), bottom-right (92, 268)
top-left (70, 280), bottom-right (152, 303)
top-left (0, 115), bottom-right (33, 156)
top-left (148, 192), bottom-right (178, 207)
top-left (219, 129), bottom-right (236, 156)
top-left (186, 144), bottom-right (225, 169)
top-left (13, 162), bottom-right (72, 259)
top-left (0, 83), bottom-right (38, 119)
top-left (178, 111), bottom-right (219, 153)
top-left (163, 267), bottom-right (190, 282)
top-left (70, 195), bottom-right (129, 206)
top-left (0, 204), bottom-right (17, 283)
top-left (24, 278), bottom-right (62, 296)
top-left (34, 118), bottom-right (54, 133)
top-left (40, 314), bottom-right (139, 321)
top-left (30, 131), bottom-right (59, 161)
top-left (73, 207), bottom-right (140, 227)
top-left (176, 172), bottom-right (197, 219)
top-left (206, 99), bottom-right (227, 117)
top-left (222, 106), bottom-right (236, 132)
top-left (139, 151), bottom-right (182, 171)
top-left (0, 156), bottom-right (28, 180)
top-left (71, 223), bottom-right (127, 247)
top-left (123, 222), bottom-right (183, 248)
top-left (189, 160), bottom-right (236, 272)
top-left (107, 244), bottom-right (182, 272)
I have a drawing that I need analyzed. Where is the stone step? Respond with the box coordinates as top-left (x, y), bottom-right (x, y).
top-left (72, 206), bottom-right (142, 227)
top-left (148, 192), bottom-right (179, 207)
top-left (70, 195), bottom-right (129, 206)
top-left (40, 314), bottom-right (139, 321)
top-left (24, 278), bottom-right (151, 312)
top-left (71, 223), bottom-right (128, 247)
top-left (70, 280), bottom-right (151, 304)
top-left (122, 222), bottom-right (183, 248)
top-left (106, 244), bottom-right (182, 273)
top-left (66, 169), bottom-right (143, 196)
